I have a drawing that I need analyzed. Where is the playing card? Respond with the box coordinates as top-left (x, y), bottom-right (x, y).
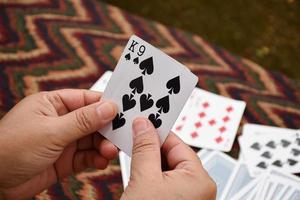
top-left (261, 179), bottom-right (274, 200)
top-left (230, 174), bottom-right (264, 200)
top-left (239, 127), bottom-right (300, 176)
top-left (220, 162), bottom-right (254, 200)
top-left (242, 123), bottom-right (299, 138)
top-left (285, 188), bottom-right (300, 200)
top-left (202, 151), bottom-right (237, 200)
top-left (173, 88), bottom-right (246, 152)
top-left (119, 151), bottom-right (131, 188)
top-left (90, 71), bottom-right (112, 92)
top-left (197, 149), bottom-right (213, 161)
top-left (265, 179), bottom-right (284, 200)
top-left (254, 174), bottom-right (270, 200)
top-left (99, 35), bottom-right (198, 156)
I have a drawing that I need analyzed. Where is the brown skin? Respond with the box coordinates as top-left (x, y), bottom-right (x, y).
top-left (0, 89), bottom-right (118, 199)
top-left (0, 89), bottom-right (216, 200)
top-left (122, 118), bottom-right (216, 200)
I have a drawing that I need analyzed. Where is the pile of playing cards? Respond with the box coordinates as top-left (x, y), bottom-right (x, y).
top-left (119, 149), bottom-right (300, 200)
top-left (90, 35), bottom-right (299, 199)
top-left (199, 150), bottom-right (300, 200)
top-left (239, 124), bottom-right (300, 177)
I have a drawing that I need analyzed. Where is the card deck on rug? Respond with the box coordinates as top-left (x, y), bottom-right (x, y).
top-left (173, 88), bottom-right (246, 152)
top-left (99, 35), bottom-right (198, 156)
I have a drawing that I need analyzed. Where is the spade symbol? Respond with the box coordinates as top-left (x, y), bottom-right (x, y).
top-left (133, 57), bottom-right (139, 64)
top-left (250, 142), bottom-right (261, 151)
top-left (266, 141), bottom-right (276, 149)
top-left (148, 113), bottom-right (162, 128)
top-left (261, 151), bottom-right (272, 159)
top-left (287, 159), bottom-right (297, 166)
top-left (296, 138), bottom-right (300, 146)
top-left (166, 76), bottom-right (180, 94)
top-left (129, 76), bottom-right (144, 94)
top-left (139, 57), bottom-right (154, 75)
top-left (281, 139), bottom-right (291, 147)
top-left (272, 160), bottom-right (283, 167)
top-left (291, 148), bottom-right (300, 156)
top-left (156, 95), bottom-right (170, 114)
top-left (257, 162), bottom-right (267, 169)
top-left (122, 94), bottom-right (136, 112)
top-left (125, 53), bottom-right (131, 60)
top-left (112, 113), bottom-right (126, 130)
top-left (140, 93), bottom-right (154, 112)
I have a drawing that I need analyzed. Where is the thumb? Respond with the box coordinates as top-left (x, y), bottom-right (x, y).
top-left (130, 118), bottom-right (162, 179)
top-left (53, 100), bottom-right (117, 145)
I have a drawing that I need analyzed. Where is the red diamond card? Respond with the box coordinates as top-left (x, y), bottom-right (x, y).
top-left (172, 88), bottom-right (246, 152)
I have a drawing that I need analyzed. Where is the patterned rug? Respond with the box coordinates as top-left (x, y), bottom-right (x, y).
top-left (0, 0), bottom-right (299, 199)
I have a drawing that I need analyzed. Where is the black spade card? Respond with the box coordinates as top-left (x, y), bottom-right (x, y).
top-left (98, 35), bottom-right (198, 156)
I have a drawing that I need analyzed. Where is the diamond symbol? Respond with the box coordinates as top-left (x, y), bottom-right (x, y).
top-left (176, 125), bottom-right (182, 131)
top-left (219, 126), bottom-right (226, 133)
top-left (202, 102), bottom-right (209, 108)
top-left (209, 119), bottom-right (216, 126)
top-left (195, 121), bottom-right (202, 128)
top-left (226, 106), bottom-right (233, 112)
top-left (223, 116), bottom-right (230, 122)
top-left (191, 131), bottom-right (198, 138)
top-left (198, 112), bottom-right (206, 118)
top-left (215, 136), bottom-right (223, 143)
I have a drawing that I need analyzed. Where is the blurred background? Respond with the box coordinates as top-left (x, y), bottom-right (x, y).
top-left (103, 0), bottom-right (300, 79)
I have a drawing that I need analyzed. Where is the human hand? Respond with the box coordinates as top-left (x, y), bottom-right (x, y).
top-left (0, 89), bottom-right (118, 199)
top-left (122, 118), bottom-right (216, 200)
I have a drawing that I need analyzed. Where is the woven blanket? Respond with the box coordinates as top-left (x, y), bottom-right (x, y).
top-left (0, 0), bottom-right (299, 199)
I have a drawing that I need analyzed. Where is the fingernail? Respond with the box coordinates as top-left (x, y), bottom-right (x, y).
top-left (97, 101), bottom-right (115, 119)
top-left (133, 118), bottom-right (149, 136)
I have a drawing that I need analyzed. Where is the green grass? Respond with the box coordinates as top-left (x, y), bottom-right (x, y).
top-left (103, 0), bottom-right (300, 79)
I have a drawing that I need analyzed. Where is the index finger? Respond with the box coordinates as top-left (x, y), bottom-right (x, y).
top-left (51, 89), bottom-right (102, 111)
top-left (162, 132), bottom-right (202, 170)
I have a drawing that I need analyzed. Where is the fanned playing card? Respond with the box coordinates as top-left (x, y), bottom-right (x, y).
top-left (172, 88), bottom-right (246, 152)
top-left (99, 35), bottom-right (198, 156)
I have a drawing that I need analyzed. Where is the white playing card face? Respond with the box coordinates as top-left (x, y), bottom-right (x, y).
top-left (119, 151), bottom-right (131, 188)
top-left (202, 151), bottom-right (237, 200)
top-left (239, 131), bottom-right (300, 176)
top-left (99, 35), bottom-right (198, 156)
top-left (220, 162), bottom-right (254, 200)
top-left (173, 88), bottom-right (246, 152)
top-left (90, 71), bottom-right (112, 92)
top-left (242, 123), bottom-right (298, 138)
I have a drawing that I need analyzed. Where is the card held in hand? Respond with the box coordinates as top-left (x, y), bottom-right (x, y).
top-left (99, 35), bottom-right (198, 156)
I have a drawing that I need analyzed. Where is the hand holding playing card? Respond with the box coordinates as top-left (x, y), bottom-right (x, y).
top-left (121, 117), bottom-right (216, 200)
top-left (0, 89), bottom-right (118, 199)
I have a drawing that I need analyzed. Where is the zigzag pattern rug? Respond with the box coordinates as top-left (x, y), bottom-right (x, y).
top-left (0, 0), bottom-right (299, 199)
